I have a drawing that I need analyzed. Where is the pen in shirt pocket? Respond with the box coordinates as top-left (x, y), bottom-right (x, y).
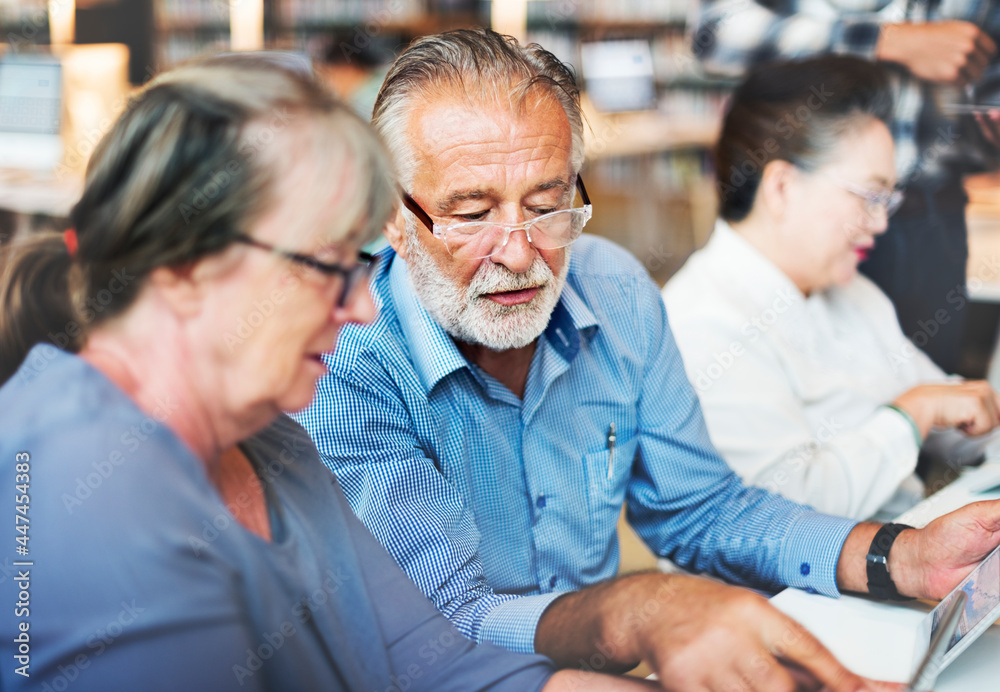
top-left (606, 422), bottom-right (616, 481)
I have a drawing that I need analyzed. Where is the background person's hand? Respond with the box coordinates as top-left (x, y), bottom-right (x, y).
top-left (892, 380), bottom-right (1000, 438)
top-left (876, 21), bottom-right (996, 84)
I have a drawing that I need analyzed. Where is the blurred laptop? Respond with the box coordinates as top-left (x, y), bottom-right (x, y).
top-left (579, 39), bottom-right (656, 113)
top-left (0, 54), bottom-right (63, 172)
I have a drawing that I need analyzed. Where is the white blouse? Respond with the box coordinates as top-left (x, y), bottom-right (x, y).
top-left (663, 220), bottom-right (948, 520)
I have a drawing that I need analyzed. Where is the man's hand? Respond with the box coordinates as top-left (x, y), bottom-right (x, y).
top-left (888, 500), bottom-right (1000, 599)
top-left (536, 573), bottom-right (897, 691)
top-left (876, 21), bottom-right (996, 84)
top-left (892, 380), bottom-right (1000, 439)
top-left (837, 501), bottom-right (1000, 601)
top-left (542, 670), bottom-right (658, 691)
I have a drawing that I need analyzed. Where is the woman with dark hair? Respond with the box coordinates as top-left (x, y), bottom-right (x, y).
top-left (664, 56), bottom-right (1000, 520)
top-left (0, 55), bottom-right (647, 692)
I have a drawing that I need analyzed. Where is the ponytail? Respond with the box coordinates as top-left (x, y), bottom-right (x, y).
top-left (0, 232), bottom-right (80, 386)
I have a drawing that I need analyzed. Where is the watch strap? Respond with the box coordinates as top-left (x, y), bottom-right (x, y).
top-left (866, 522), bottom-right (914, 601)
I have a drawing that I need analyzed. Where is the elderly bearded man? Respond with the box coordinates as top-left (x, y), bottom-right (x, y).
top-left (295, 28), bottom-right (1000, 690)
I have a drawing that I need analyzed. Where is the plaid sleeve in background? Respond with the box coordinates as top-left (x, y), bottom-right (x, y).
top-left (693, 0), bottom-right (1000, 182)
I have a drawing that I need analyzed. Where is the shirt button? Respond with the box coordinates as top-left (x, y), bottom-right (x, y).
top-left (549, 575), bottom-right (558, 588)
top-left (537, 495), bottom-right (546, 509)
top-left (805, 587), bottom-right (818, 595)
top-left (800, 562), bottom-right (811, 576)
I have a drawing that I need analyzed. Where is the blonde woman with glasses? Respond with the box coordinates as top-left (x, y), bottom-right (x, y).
top-left (0, 54), bottom-right (650, 692)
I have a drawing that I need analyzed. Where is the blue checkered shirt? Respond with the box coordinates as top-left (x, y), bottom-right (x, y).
top-left (694, 0), bottom-right (1000, 183)
top-left (293, 235), bottom-right (857, 654)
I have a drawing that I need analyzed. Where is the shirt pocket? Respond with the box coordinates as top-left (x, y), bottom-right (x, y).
top-left (581, 433), bottom-right (639, 554)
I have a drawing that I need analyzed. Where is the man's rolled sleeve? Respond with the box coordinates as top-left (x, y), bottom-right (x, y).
top-left (480, 592), bottom-right (567, 654)
top-left (778, 512), bottom-right (858, 597)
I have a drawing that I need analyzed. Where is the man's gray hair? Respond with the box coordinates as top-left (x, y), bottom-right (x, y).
top-left (371, 28), bottom-right (585, 188)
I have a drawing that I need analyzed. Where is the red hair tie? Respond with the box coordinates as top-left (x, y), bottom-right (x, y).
top-left (63, 228), bottom-right (78, 257)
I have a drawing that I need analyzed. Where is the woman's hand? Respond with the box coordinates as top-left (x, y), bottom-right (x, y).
top-left (893, 380), bottom-right (1000, 439)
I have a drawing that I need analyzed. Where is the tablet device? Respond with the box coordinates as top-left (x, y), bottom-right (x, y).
top-left (940, 104), bottom-right (1000, 114)
top-left (942, 70), bottom-right (1000, 114)
top-left (906, 591), bottom-right (966, 691)
top-left (772, 542), bottom-right (1000, 683)
top-left (916, 543), bottom-right (1000, 674)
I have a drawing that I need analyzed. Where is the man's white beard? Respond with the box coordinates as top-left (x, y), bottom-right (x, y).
top-left (403, 219), bottom-right (570, 352)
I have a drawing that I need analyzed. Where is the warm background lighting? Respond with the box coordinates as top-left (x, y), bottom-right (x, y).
top-left (230, 0), bottom-right (264, 51)
top-left (491, 0), bottom-right (527, 43)
top-left (48, 0), bottom-right (75, 45)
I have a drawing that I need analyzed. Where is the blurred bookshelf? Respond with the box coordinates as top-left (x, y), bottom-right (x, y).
top-left (155, 0), bottom-right (233, 67)
top-left (276, 0), bottom-right (428, 50)
top-left (153, 0), bottom-right (489, 68)
top-left (517, 0), bottom-right (729, 283)
top-left (4, 0), bottom-right (728, 285)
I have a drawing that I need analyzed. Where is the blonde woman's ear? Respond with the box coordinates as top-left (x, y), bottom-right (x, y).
top-left (148, 261), bottom-right (211, 319)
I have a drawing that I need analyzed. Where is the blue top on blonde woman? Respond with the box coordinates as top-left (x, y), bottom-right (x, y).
top-left (0, 345), bottom-right (555, 692)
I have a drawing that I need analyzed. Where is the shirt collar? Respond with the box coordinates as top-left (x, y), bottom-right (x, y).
top-left (706, 219), bottom-right (807, 310)
top-left (387, 251), bottom-right (470, 394)
top-left (544, 278), bottom-right (599, 362)
top-left (384, 248), bottom-right (600, 394)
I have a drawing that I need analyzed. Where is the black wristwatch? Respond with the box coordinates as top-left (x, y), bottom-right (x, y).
top-left (866, 523), bottom-right (915, 601)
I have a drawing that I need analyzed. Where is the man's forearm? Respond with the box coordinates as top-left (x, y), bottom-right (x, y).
top-left (534, 573), bottom-right (671, 672)
top-left (835, 522), bottom-right (881, 594)
top-left (836, 521), bottom-right (924, 597)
